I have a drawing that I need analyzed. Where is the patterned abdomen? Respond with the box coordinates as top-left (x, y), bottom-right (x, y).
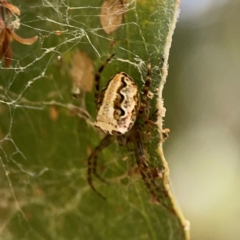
top-left (94, 72), bottom-right (140, 135)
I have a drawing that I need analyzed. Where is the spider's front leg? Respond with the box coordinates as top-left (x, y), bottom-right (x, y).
top-left (131, 128), bottom-right (168, 199)
top-left (131, 129), bottom-right (158, 200)
top-left (132, 129), bottom-right (177, 214)
top-left (94, 53), bottom-right (115, 106)
top-left (87, 134), bottom-right (114, 199)
top-left (139, 59), bottom-right (151, 116)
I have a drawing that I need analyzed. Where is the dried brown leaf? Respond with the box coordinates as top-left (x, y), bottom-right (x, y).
top-left (55, 30), bottom-right (62, 36)
top-left (49, 106), bottom-right (59, 121)
top-left (1, 1), bottom-right (20, 15)
top-left (100, 0), bottom-right (127, 34)
top-left (0, 22), bottom-right (12, 67)
top-left (11, 30), bottom-right (38, 45)
top-left (0, 4), bottom-right (38, 67)
top-left (0, 19), bottom-right (5, 44)
top-left (70, 51), bottom-right (94, 95)
top-left (4, 41), bottom-right (12, 67)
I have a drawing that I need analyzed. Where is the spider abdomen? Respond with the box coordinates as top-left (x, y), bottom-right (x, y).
top-left (94, 72), bottom-right (140, 135)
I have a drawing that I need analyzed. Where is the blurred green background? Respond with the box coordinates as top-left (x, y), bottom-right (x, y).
top-left (165, 0), bottom-right (240, 239)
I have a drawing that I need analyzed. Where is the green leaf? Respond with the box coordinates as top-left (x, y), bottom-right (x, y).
top-left (0, 1), bottom-right (189, 239)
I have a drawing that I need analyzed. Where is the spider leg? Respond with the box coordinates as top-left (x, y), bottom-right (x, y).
top-left (92, 155), bottom-right (108, 184)
top-left (87, 134), bottom-right (114, 200)
top-left (139, 58), bottom-right (151, 115)
top-left (132, 130), bottom-right (159, 200)
top-left (132, 129), bottom-right (176, 214)
top-left (144, 109), bottom-right (158, 124)
top-left (95, 53), bottom-right (115, 106)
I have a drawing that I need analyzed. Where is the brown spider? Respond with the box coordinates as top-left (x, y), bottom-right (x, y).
top-left (87, 54), bottom-right (164, 202)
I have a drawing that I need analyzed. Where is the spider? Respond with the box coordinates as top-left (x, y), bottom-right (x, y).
top-left (87, 54), bottom-right (164, 202)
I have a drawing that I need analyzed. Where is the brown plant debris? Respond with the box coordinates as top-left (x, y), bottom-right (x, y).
top-left (70, 51), bottom-right (94, 97)
top-left (0, 1), bottom-right (38, 67)
top-left (100, 0), bottom-right (127, 34)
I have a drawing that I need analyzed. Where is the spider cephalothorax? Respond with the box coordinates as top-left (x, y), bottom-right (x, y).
top-left (87, 54), bottom-right (162, 202)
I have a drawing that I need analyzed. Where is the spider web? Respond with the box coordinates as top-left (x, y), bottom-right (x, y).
top-left (0, 1), bottom-right (187, 240)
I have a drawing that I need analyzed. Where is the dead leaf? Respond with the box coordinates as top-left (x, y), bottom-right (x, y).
top-left (0, 2), bottom-right (38, 67)
top-left (11, 30), bottom-right (38, 45)
top-left (1, 1), bottom-right (20, 15)
top-left (70, 51), bottom-right (94, 96)
top-left (49, 106), bottom-right (59, 121)
top-left (100, 0), bottom-right (127, 34)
